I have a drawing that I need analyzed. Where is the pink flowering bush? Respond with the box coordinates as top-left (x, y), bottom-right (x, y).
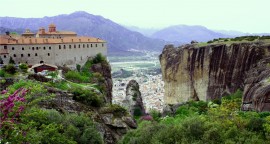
top-left (0, 88), bottom-right (28, 141)
top-left (140, 115), bottom-right (153, 121)
top-left (0, 88), bottom-right (27, 125)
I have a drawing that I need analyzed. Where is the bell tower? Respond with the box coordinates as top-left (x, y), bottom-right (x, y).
top-left (48, 24), bottom-right (56, 32)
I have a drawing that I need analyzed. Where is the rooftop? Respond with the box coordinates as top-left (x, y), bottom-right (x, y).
top-left (0, 35), bottom-right (106, 45)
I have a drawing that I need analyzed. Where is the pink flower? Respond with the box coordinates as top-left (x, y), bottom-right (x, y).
top-left (1, 90), bottom-right (7, 94)
top-left (140, 115), bottom-right (153, 121)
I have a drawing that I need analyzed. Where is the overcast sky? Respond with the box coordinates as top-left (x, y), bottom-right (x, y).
top-left (0, 0), bottom-right (269, 33)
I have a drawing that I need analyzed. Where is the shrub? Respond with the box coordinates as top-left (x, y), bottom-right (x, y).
top-left (247, 117), bottom-right (265, 132)
top-left (19, 63), bottom-right (28, 72)
top-left (64, 71), bottom-right (90, 83)
top-left (0, 69), bottom-right (7, 77)
top-left (133, 107), bottom-right (142, 117)
top-left (9, 57), bottom-right (15, 64)
top-left (3, 64), bottom-right (16, 74)
top-left (47, 71), bottom-right (58, 78)
top-left (150, 110), bottom-right (162, 121)
top-left (72, 88), bottom-right (104, 107)
top-left (181, 117), bottom-right (206, 141)
top-left (76, 64), bottom-right (81, 72)
top-left (92, 53), bottom-right (106, 64)
top-left (80, 126), bottom-right (103, 144)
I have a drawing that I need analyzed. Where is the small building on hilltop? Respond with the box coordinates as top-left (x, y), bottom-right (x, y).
top-left (31, 63), bottom-right (58, 73)
top-left (0, 24), bottom-right (107, 67)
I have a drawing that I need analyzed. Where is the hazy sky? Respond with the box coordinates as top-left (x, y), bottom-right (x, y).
top-left (0, 0), bottom-right (269, 33)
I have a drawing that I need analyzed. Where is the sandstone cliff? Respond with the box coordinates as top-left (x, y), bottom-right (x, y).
top-left (122, 80), bottom-right (145, 117)
top-left (160, 42), bottom-right (270, 111)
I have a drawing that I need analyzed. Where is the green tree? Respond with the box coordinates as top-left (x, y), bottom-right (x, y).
top-left (76, 64), bottom-right (81, 72)
top-left (9, 57), bottom-right (15, 64)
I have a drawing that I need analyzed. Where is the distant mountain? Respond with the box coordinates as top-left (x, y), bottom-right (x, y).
top-left (124, 26), bottom-right (160, 37)
top-left (151, 25), bottom-right (229, 43)
top-left (0, 27), bottom-right (24, 34)
top-left (214, 30), bottom-right (248, 37)
top-left (215, 30), bottom-right (270, 37)
top-left (0, 11), bottom-right (166, 56)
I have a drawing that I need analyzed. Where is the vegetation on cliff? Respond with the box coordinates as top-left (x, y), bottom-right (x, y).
top-left (0, 54), bottom-right (134, 144)
top-left (120, 90), bottom-right (270, 144)
top-left (0, 80), bottom-right (103, 143)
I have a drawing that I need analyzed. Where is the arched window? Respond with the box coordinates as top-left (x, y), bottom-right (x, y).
top-left (59, 45), bottom-right (61, 49)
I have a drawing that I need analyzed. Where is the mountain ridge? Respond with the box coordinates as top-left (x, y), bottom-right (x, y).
top-left (0, 11), bottom-right (167, 56)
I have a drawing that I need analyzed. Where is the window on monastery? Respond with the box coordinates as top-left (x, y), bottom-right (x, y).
top-left (49, 47), bottom-right (51, 50)
top-left (21, 54), bottom-right (23, 57)
top-left (4, 46), bottom-right (7, 49)
top-left (28, 54), bottom-right (30, 57)
top-left (35, 53), bottom-right (38, 56)
top-left (32, 47), bottom-right (34, 50)
top-left (78, 44), bottom-right (80, 48)
top-left (96, 44), bottom-right (98, 47)
top-left (13, 54), bottom-right (16, 57)
top-left (59, 45), bottom-right (61, 49)
top-left (87, 44), bottom-right (89, 48)
top-left (83, 44), bottom-right (85, 48)
top-left (69, 45), bottom-right (71, 49)
top-left (36, 47), bottom-right (38, 50)
top-left (102, 43), bottom-right (104, 47)
top-left (4, 55), bottom-right (6, 58)
top-left (43, 47), bottom-right (46, 50)
top-left (64, 45), bottom-right (66, 49)
top-left (22, 47), bottom-right (24, 50)
top-left (91, 44), bottom-right (93, 47)
top-left (48, 53), bottom-right (50, 56)
top-left (12, 47), bottom-right (14, 50)
top-left (74, 45), bottom-right (76, 48)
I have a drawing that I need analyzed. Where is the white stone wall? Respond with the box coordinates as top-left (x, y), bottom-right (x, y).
top-left (0, 42), bottom-right (107, 66)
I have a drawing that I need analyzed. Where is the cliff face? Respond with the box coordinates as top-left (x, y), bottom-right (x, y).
top-left (160, 42), bottom-right (270, 111)
top-left (90, 61), bottom-right (113, 103)
top-left (242, 57), bottom-right (270, 111)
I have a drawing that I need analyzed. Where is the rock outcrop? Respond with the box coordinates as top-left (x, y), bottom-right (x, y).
top-left (122, 80), bottom-right (145, 116)
top-left (160, 42), bottom-right (270, 111)
top-left (42, 86), bottom-right (136, 144)
top-left (90, 61), bottom-right (113, 103)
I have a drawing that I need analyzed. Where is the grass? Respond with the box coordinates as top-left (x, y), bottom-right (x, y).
top-left (201, 36), bottom-right (270, 47)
